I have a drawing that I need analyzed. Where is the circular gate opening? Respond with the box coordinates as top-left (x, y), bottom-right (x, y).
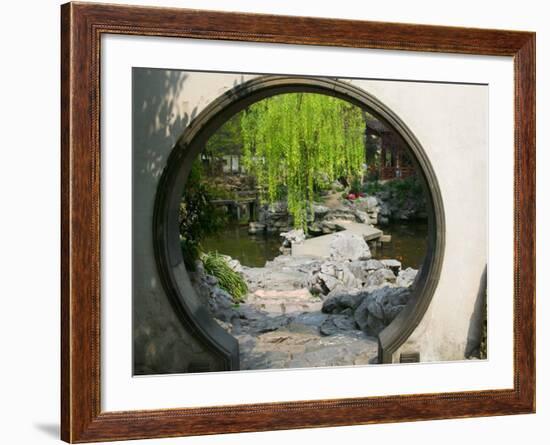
top-left (154, 76), bottom-right (444, 370)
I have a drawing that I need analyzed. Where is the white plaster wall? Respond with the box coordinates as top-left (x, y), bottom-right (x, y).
top-left (132, 69), bottom-right (255, 373)
top-left (349, 80), bottom-right (488, 362)
top-left (133, 69), bottom-right (487, 368)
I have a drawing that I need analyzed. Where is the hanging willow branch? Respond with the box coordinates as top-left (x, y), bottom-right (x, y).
top-left (241, 93), bottom-right (365, 230)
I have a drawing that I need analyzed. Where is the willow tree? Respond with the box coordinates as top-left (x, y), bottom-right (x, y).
top-left (241, 93), bottom-right (366, 231)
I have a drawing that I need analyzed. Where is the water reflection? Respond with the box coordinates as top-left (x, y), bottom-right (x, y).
top-left (202, 224), bottom-right (281, 267)
top-left (202, 221), bottom-right (428, 269)
top-left (370, 221), bottom-right (428, 269)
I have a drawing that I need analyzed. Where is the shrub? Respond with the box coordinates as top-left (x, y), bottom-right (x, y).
top-left (362, 180), bottom-right (384, 195)
top-left (363, 176), bottom-right (425, 203)
top-left (201, 251), bottom-right (248, 303)
top-left (179, 161), bottom-right (226, 269)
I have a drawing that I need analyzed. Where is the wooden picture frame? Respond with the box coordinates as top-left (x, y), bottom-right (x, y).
top-left (61, 2), bottom-right (535, 442)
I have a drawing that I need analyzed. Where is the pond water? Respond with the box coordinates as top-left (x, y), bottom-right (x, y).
top-left (202, 224), bottom-right (282, 267)
top-left (370, 221), bottom-right (428, 269)
top-left (202, 221), bottom-right (428, 269)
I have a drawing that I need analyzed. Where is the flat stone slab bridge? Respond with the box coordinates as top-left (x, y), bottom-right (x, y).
top-left (291, 220), bottom-right (383, 258)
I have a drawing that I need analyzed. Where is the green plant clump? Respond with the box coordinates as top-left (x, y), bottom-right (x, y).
top-left (179, 161), bottom-right (226, 269)
top-left (241, 93), bottom-right (366, 231)
top-left (363, 176), bottom-right (424, 202)
top-left (201, 251), bottom-right (248, 302)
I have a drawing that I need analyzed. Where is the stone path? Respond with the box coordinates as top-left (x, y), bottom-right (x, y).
top-left (237, 326), bottom-right (378, 370)
top-left (198, 248), bottom-right (415, 371)
top-left (230, 255), bottom-right (380, 370)
top-left (233, 303), bottom-right (379, 370)
top-left (292, 220), bottom-right (383, 258)
top-left (246, 288), bottom-right (323, 314)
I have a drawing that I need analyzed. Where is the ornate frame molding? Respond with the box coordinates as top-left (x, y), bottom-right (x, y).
top-left (61, 2), bottom-right (535, 442)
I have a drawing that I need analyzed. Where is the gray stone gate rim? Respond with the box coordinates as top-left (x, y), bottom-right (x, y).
top-left (153, 75), bottom-right (445, 369)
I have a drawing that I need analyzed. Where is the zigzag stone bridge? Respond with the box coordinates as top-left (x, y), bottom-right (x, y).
top-left (292, 220), bottom-right (383, 259)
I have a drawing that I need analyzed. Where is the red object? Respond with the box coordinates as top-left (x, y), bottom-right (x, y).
top-left (347, 193), bottom-right (357, 200)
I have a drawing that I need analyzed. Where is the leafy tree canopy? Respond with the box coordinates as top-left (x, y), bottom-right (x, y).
top-left (241, 93), bottom-right (366, 230)
top-left (205, 113), bottom-right (243, 157)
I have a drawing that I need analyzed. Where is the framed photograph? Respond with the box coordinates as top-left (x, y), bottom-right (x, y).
top-left (61, 2), bottom-right (535, 442)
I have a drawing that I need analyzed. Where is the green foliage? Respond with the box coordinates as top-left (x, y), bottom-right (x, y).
top-left (363, 176), bottom-right (424, 203)
top-left (205, 183), bottom-right (237, 201)
top-left (201, 251), bottom-right (248, 302)
top-left (179, 161), bottom-right (225, 268)
top-left (362, 180), bottom-right (384, 195)
top-left (349, 176), bottom-right (363, 195)
top-left (241, 93), bottom-right (365, 230)
top-left (205, 113), bottom-right (243, 156)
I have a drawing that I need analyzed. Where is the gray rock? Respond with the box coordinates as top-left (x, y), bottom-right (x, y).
top-left (309, 281), bottom-right (325, 296)
top-left (335, 290), bottom-right (365, 310)
top-left (308, 222), bottom-right (324, 236)
top-left (209, 287), bottom-right (239, 323)
top-left (310, 261), bottom-right (362, 295)
top-left (365, 196), bottom-right (379, 211)
top-left (354, 210), bottom-right (369, 223)
top-left (365, 313), bottom-right (387, 335)
top-left (354, 197), bottom-right (368, 211)
top-left (248, 222), bottom-right (266, 234)
top-left (322, 287), bottom-right (366, 314)
top-left (347, 261), bottom-right (367, 281)
top-left (241, 266), bottom-right (266, 290)
top-left (336, 264), bottom-right (361, 288)
top-left (313, 204), bottom-right (330, 218)
top-left (320, 314), bottom-right (358, 336)
top-left (373, 185), bottom-right (427, 223)
top-left (243, 255), bottom-right (322, 291)
top-left (365, 259), bottom-right (385, 271)
top-left (215, 319), bottom-right (233, 333)
top-left (249, 314), bottom-right (292, 334)
top-left (364, 268), bottom-right (396, 288)
top-left (383, 289), bottom-right (411, 322)
top-left (321, 220), bottom-right (340, 233)
top-left (221, 255), bottom-right (243, 273)
top-left (365, 294), bottom-right (385, 320)
top-left (348, 259), bottom-right (385, 281)
top-left (381, 259), bottom-right (402, 275)
top-left (340, 307), bottom-right (354, 316)
top-left (267, 201), bottom-right (287, 213)
top-left (279, 246), bottom-right (292, 255)
top-left (317, 272), bottom-right (340, 293)
top-left (329, 232), bottom-right (371, 262)
top-left (292, 312), bottom-right (329, 328)
top-left (353, 300), bottom-right (370, 333)
top-left (320, 262), bottom-right (336, 276)
top-left (236, 304), bottom-right (264, 321)
top-left (280, 228), bottom-right (306, 246)
top-left (205, 274), bottom-right (218, 287)
top-left (396, 267), bottom-right (418, 287)
top-left (354, 287), bottom-right (412, 335)
top-left (378, 201), bottom-right (391, 217)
